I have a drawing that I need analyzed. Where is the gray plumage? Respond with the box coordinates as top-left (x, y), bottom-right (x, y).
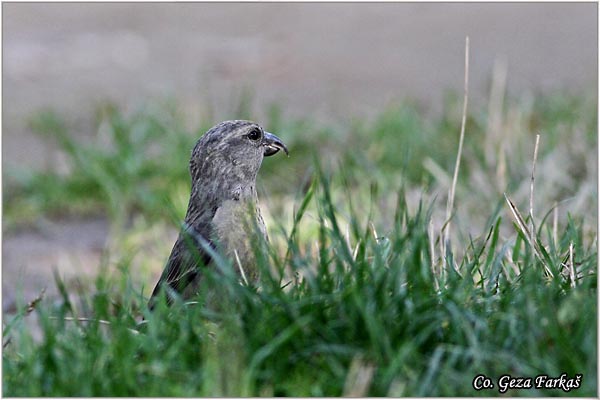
top-left (149, 120), bottom-right (288, 308)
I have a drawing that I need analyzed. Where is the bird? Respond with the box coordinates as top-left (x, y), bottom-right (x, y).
top-left (148, 120), bottom-right (288, 309)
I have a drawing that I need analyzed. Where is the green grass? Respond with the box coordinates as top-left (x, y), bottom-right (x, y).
top-left (2, 90), bottom-right (597, 396)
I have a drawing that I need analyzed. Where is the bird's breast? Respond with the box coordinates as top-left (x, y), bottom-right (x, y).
top-left (211, 199), bottom-right (267, 281)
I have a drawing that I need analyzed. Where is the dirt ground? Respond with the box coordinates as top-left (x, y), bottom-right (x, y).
top-left (2, 3), bottom-right (597, 312)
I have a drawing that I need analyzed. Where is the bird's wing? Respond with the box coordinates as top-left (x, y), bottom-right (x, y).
top-left (149, 223), bottom-right (215, 308)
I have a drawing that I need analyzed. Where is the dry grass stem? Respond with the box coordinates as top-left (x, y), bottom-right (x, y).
top-left (234, 249), bottom-right (249, 286)
top-left (345, 223), bottom-right (352, 254)
top-left (370, 222), bottom-right (378, 241)
top-left (529, 134), bottom-right (540, 237)
top-left (428, 220), bottom-right (439, 290)
top-left (2, 288), bottom-right (47, 348)
top-left (443, 35), bottom-right (470, 266)
top-left (438, 227), bottom-right (445, 282)
top-left (569, 242), bottom-right (576, 288)
top-left (50, 316), bottom-right (141, 335)
top-left (53, 316), bottom-right (112, 325)
top-left (553, 202), bottom-right (558, 248)
top-left (428, 220), bottom-right (436, 264)
top-left (26, 287), bottom-right (46, 315)
top-left (504, 193), bottom-right (553, 277)
top-left (352, 240), bottom-right (361, 261)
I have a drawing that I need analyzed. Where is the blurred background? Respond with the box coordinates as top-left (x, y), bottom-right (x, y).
top-left (4, 2), bottom-right (597, 171)
top-left (2, 3), bottom-right (597, 313)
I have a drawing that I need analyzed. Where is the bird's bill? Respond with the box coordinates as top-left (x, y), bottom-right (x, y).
top-left (263, 131), bottom-right (289, 157)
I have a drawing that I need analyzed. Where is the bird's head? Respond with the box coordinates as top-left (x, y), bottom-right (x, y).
top-left (189, 120), bottom-right (288, 188)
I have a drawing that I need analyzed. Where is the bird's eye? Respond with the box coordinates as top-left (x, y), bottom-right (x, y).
top-left (247, 128), bottom-right (262, 141)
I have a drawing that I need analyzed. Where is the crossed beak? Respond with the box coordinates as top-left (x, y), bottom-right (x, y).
top-left (263, 131), bottom-right (289, 157)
